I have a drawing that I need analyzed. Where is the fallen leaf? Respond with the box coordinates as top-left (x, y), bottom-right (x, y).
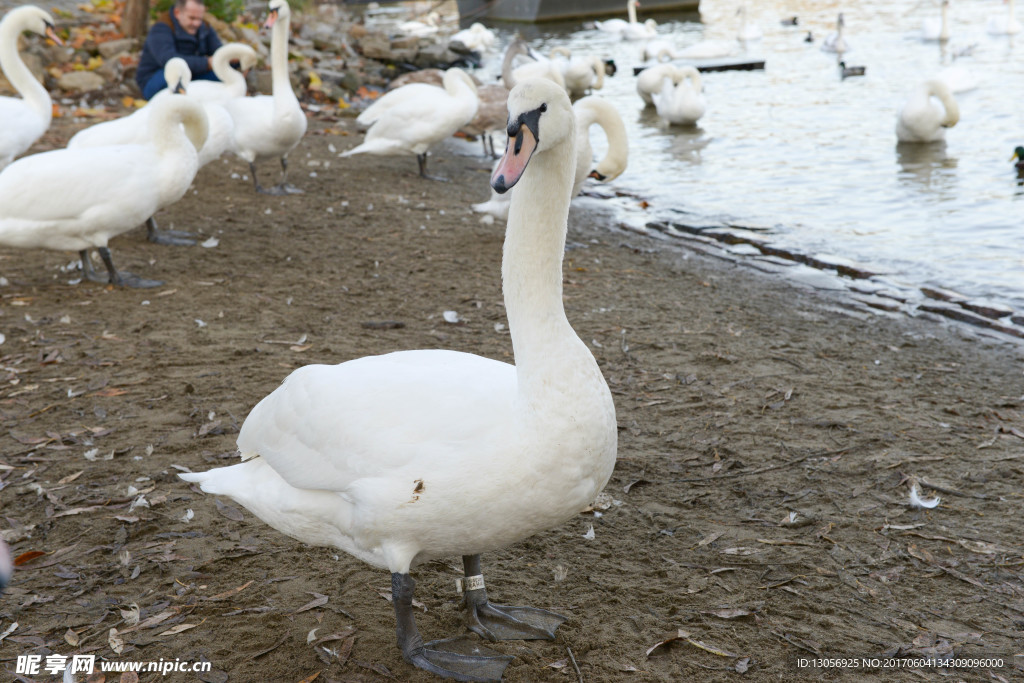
top-left (109, 627), bottom-right (124, 654)
top-left (292, 593), bottom-right (328, 615)
top-left (14, 550), bottom-right (46, 566)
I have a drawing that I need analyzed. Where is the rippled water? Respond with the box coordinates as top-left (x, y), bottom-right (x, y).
top-left (472, 0), bottom-right (1024, 314)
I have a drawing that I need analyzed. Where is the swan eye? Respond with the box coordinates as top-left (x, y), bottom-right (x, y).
top-left (539, 103), bottom-right (547, 113)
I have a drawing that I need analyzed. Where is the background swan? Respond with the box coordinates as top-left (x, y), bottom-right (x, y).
top-left (595, 0), bottom-right (639, 34)
top-left (451, 22), bottom-right (496, 52)
top-left (676, 37), bottom-right (740, 60)
top-left (0, 95), bottom-right (207, 287)
top-left (474, 94), bottom-right (628, 219)
top-left (0, 6), bottom-right (62, 170)
top-left (821, 13), bottom-right (851, 53)
top-left (550, 48), bottom-right (608, 98)
top-left (221, 0), bottom-right (307, 195)
top-left (637, 62), bottom-right (684, 106)
top-left (181, 77), bottom-right (616, 682)
top-left (921, 0), bottom-right (951, 41)
top-left (736, 5), bottom-right (763, 42)
top-left (342, 67), bottom-right (478, 180)
top-left (896, 79), bottom-right (959, 143)
top-left (185, 42), bottom-right (259, 103)
top-left (652, 66), bottom-right (706, 126)
top-left (987, 0), bottom-right (1021, 34)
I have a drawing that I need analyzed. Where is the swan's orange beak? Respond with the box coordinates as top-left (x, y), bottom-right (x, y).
top-left (263, 8), bottom-right (279, 30)
top-left (492, 106), bottom-right (543, 194)
top-left (45, 22), bottom-right (63, 46)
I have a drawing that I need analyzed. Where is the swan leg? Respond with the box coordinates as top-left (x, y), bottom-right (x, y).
top-left (145, 217), bottom-right (196, 247)
top-left (460, 554), bottom-right (566, 641)
top-left (257, 157), bottom-right (304, 195)
top-left (392, 572), bottom-right (512, 682)
top-left (417, 153), bottom-right (449, 182)
top-left (95, 247), bottom-right (163, 289)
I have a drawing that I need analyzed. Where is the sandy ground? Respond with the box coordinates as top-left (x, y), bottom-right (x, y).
top-left (1, 115), bottom-right (1023, 683)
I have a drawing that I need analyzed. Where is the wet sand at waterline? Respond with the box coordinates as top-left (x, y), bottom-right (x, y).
top-left (1, 118), bottom-right (1022, 682)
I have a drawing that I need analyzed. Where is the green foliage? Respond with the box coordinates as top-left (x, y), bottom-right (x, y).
top-left (151, 0), bottom-right (247, 23)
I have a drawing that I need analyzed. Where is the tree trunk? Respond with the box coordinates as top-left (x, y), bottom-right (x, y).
top-left (123, 0), bottom-right (150, 39)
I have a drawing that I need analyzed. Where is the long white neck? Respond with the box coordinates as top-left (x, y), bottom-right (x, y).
top-left (211, 46), bottom-right (247, 97)
top-left (590, 57), bottom-right (605, 90)
top-left (926, 80), bottom-right (959, 127)
top-left (503, 126), bottom-right (579, 398)
top-left (270, 11), bottom-right (298, 110)
top-left (575, 98), bottom-right (627, 181)
top-left (940, 2), bottom-right (950, 39)
top-left (627, 0), bottom-right (638, 24)
top-left (150, 97), bottom-right (208, 155)
top-left (0, 15), bottom-right (51, 123)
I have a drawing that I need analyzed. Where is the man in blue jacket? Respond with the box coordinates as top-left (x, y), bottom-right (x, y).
top-left (136, 0), bottom-right (223, 99)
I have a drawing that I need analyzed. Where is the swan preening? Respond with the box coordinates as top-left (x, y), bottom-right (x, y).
top-left (474, 95), bottom-right (628, 220)
top-left (652, 66), bottom-right (706, 126)
top-left (821, 13), bottom-right (851, 53)
top-left (896, 79), bottom-right (959, 143)
top-left (0, 95), bottom-right (208, 287)
top-left (181, 77), bottom-right (617, 681)
top-left (596, 0), bottom-right (658, 40)
top-left (0, 5), bottom-right (62, 170)
top-left (637, 63), bottom-right (683, 105)
top-left (343, 67), bottom-right (478, 180)
top-left (988, 0), bottom-right (1022, 34)
top-left (221, 0), bottom-right (307, 194)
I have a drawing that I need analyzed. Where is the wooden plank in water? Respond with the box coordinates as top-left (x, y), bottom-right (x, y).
top-left (633, 58), bottom-right (766, 76)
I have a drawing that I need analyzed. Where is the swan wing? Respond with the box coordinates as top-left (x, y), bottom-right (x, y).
top-left (0, 98), bottom-right (47, 163)
top-left (236, 350), bottom-right (517, 492)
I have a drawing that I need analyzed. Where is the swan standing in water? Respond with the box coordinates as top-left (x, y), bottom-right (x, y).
top-left (342, 67), bottom-right (478, 180)
top-left (474, 95), bottom-right (628, 219)
top-left (637, 62), bottom-right (684, 106)
top-left (896, 79), bottom-right (959, 143)
top-left (821, 13), bottom-right (851, 53)
top-left (222, 0), bottom-right (307, 195)
top-left (0, 6), bottom-right (62, 170)
top-left (181, 78), bottom-right (617, 682)
top-left (987, 0), bottom-right (1021, 34)
top-left (0, 95), bottom-right (208, 287)
top-left (652, 66), bottom-right (706, 126)
top-left (550, 47), bottom-right (610, 99)
top-left (68, 59), bottom-right (233, 245)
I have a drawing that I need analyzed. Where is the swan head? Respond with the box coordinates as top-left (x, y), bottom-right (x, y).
top-left (443, 67), bottom-right (478, 95)
top-left (5, 6), bottom-right (63, 45)
top-left (222, 43), bottom-right (260, 71)
top-left (164, 57), bottom-right (192, 94)
top-left (491, 78), bottom-right (573, 194)
top-left (644, 19), bottom-right (658, 30)
top-left (264, 0), bottom-right (290, 29)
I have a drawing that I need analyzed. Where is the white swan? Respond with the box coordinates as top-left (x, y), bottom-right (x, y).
top-left (596, 0), bottom-right (657, 40)
top-left (0, 95), bottom-right (207, 287)
top-left (737, 4), bottom-right (763, 42)
top-left (922, 0), bottom-right (951, 41)
top-left (474, 94), bottom-right (628, 220)
top-left (451, 22), bottom-right (496, 52)
top-left (987, 0), bottom-right (1021, 34)
top-left (550, 48), bottom-right (607, 99)
top-left (0, 6), bottom-right (61, 170)
top-left (342, 67), bottom-right (478, 180)
top-left (180, 77), bottom-right (616, 682)
top-left (676, 37), bottom-right (740, 60)
top-left (896, 79), bottom-right (959, 143)
top-left (68, 59), bottom-right (233, 245)
top-left (643, 39), bottom-right (677, 62)
top-left (821, 13), bottom-right (851, 53)
top-left (221, 0), bottom-right (307, 194)
top-left (652, 66), bottom-right (706, 126)
top-left (185, 42), bottom-right (259, 103)
top-left (637, 62), bottom-right (684, 106)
